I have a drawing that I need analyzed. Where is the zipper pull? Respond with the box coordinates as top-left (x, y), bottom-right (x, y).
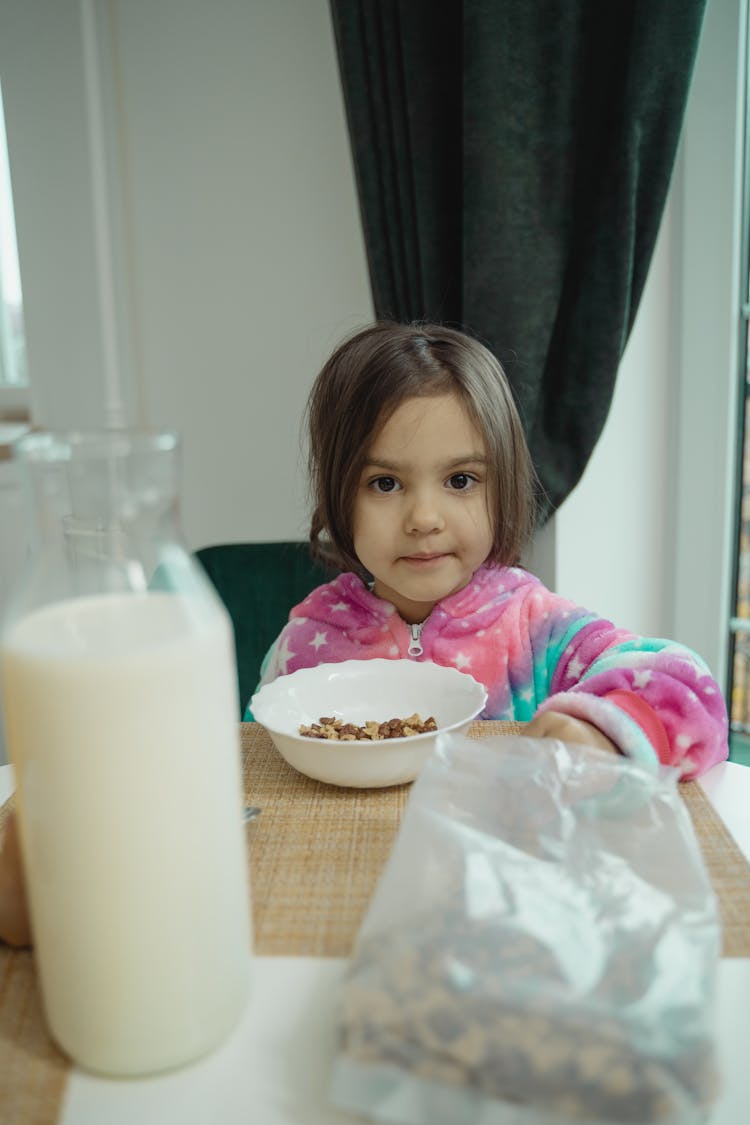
top-left (408, 622), bottom-right (424, 657)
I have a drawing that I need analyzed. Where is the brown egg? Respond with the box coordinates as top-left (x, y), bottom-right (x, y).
top-left (0, 810), bottom-right (32, 948)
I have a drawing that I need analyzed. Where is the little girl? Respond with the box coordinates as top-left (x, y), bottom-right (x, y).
top-left (0, 321), bottom-right (732, 946)
top-left (247, 321), bottom-right (728, 779)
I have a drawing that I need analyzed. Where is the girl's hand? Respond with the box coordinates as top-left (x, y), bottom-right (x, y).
top-left (524, 710), bottom-right (620, 756)
top-left (0, 810), bottom-right (32, 948)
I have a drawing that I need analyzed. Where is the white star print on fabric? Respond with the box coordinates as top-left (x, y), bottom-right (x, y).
top-left (275, 636), bottom-right (296, 674)
top-left (567, 656), bottom-right (585, 679)
top-left (309, 631), bottom-right (328, 651)
top-left (331, 602), bottom-right (349, 613)
top-left (632, 669), bottom-right (652, 689)
top-left (454, 653), bottom-right (471, 669)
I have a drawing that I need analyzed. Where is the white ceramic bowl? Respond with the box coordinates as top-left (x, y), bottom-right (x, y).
top-left (250, 658), bottom-right (487, 788)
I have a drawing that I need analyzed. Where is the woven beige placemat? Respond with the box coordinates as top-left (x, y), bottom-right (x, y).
top-left (244, 721), bottom-right (750, 959)
top-left (677, 780), bottom-right (750, 957)
top-left (0, 795), bottom-right (68, 1125)
top-left (0, 720), bottom-right (748, 1124)
top-left (243, 722), bottom-right (419, 957)
top-left (0, 947), bottom-right (67, 1125)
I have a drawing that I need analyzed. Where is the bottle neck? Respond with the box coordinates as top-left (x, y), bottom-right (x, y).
top-left (7, 431), bottom-right (198, 614)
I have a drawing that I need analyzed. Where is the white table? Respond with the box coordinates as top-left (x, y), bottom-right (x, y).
top-left (1, 761), bottom-right (749, 1125)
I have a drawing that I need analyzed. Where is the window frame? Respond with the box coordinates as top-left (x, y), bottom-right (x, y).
top-left (0, 74), bottom-right (29, 412)
top-left (0, 0), bottom-right (136, 431)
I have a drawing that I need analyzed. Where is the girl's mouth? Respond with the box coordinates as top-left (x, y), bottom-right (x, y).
top-left (401, 553), bottom-right (448, 565)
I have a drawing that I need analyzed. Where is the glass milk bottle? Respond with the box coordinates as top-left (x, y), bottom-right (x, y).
top-left (0, 431), bottom-right (252, 1077)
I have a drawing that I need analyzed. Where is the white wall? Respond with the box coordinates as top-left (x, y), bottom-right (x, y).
top-left (0, 0), bottom-right (742, 698)
top-left (552, 0), bottom-right (745, 692)
top-left (0, 0), bottom-right (373, 552)
top-left (553, 196), bottom-right (676, 639)
top-left (111, 0), bottom-right (374, 546)
top-left (671, 0), bottom-right (745, 686)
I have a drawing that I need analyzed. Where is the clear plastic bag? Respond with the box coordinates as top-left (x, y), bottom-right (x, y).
top-left (330, 734), bottom-right (721, 1125)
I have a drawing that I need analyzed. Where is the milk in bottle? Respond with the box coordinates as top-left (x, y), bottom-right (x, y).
top-left (0, 431), bottom-right (252, 1076)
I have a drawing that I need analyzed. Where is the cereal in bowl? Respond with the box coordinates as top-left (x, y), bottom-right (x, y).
top-left (299, 714), bottom-right (437, 741)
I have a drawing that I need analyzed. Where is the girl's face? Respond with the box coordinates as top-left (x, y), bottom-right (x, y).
top-left (352, 392), bottom-right (494, 624)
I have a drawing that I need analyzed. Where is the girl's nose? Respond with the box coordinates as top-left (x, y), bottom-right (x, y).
top-left (405, 493), bottom-right (445, 535)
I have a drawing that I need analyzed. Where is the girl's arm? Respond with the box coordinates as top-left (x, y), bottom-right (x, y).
top-left (531, 611), bottom-right (728, 778)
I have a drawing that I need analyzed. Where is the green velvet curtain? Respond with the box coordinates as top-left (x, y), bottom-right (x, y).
top-left (329, 0), bottom-right (707, 517)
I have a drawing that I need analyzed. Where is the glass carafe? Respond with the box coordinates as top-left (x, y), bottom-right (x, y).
top-left (0, 431), bottom-right (252, 1077)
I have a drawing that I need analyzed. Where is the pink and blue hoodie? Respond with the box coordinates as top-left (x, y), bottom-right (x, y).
top-left (247, 564), bottom-right (728, 779)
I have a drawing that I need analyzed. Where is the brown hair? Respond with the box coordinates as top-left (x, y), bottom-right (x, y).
top-left (306, 321), bottom-right (538, 574)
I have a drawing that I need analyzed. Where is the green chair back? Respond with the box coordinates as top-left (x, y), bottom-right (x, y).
top-left (194, 541), bottom-right (335, 716)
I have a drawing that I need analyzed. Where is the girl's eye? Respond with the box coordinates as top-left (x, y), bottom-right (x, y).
top-left (446, 472), bottom-right (477, 491)
top-left (370, 476), bottom-right (401, 493)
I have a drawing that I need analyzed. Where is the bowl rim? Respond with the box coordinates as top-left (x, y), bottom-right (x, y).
top-left (250, 658), bottom-right (487, 747)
